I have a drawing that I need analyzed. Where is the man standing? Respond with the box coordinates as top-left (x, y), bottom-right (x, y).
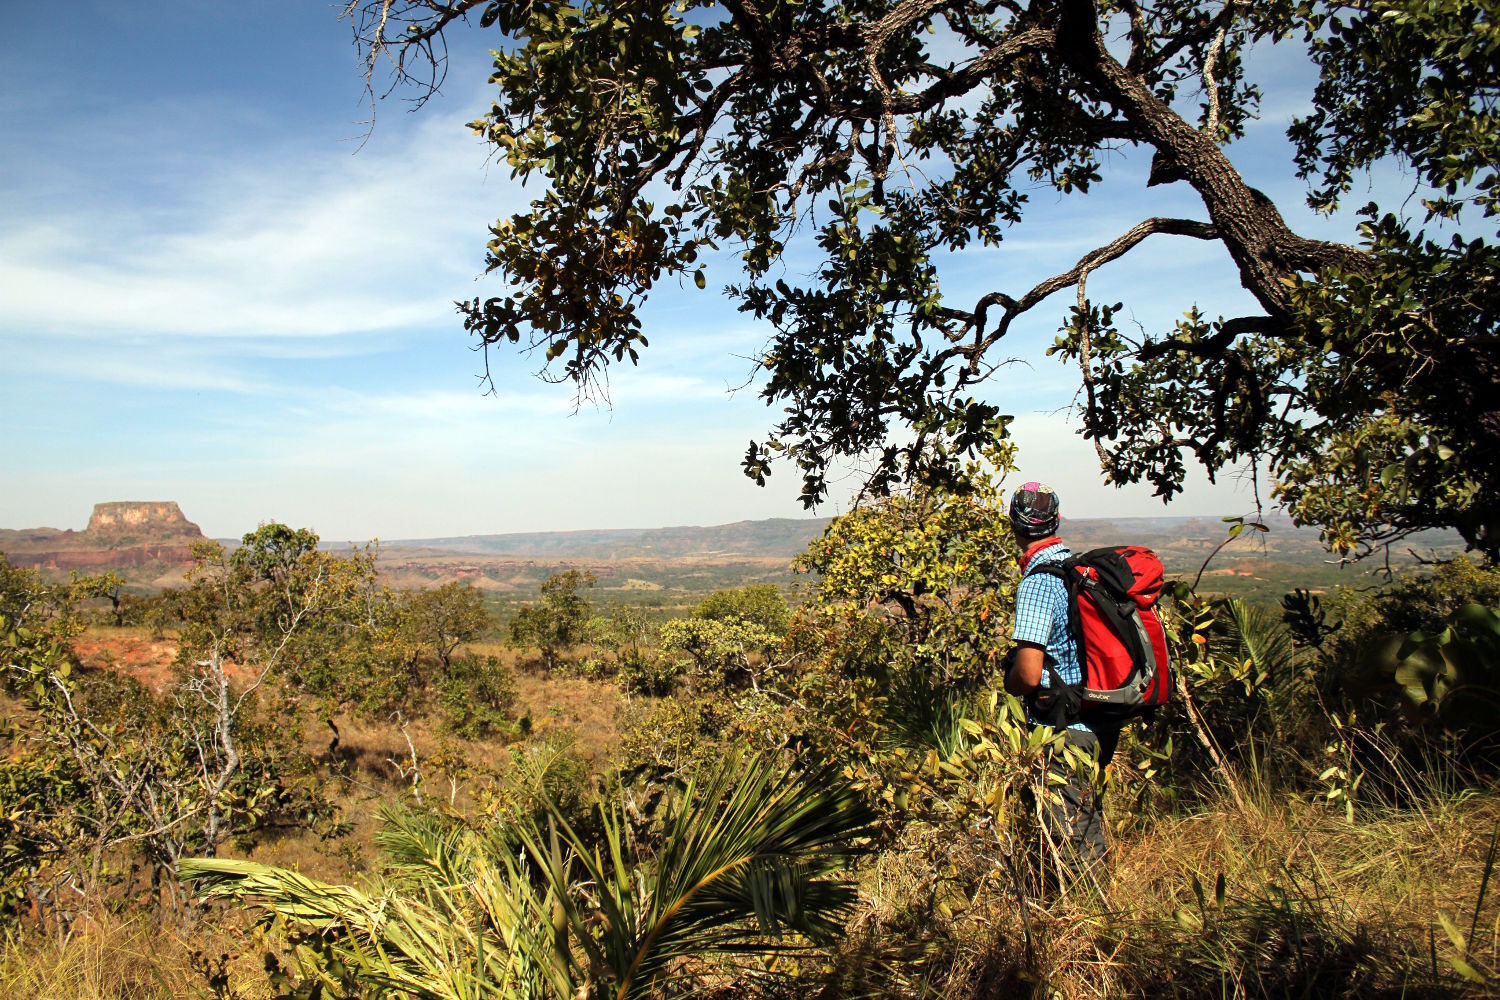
top-left (1002, 481), bottom-right (1118, 883)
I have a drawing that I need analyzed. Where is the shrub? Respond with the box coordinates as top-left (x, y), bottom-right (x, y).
top-left (770, 466), bottom-right (1016, 776)
top-left (1322, 560), bottom-right (1500, 750)
top-left (659, 615), bottom-right (780, 690)
top-left (692, 584), bottom-right (791, 635)
top-left (616, 696), bottom-right (736, 785)
top-left (617, 647), bottom-right (680, 697)
top-left (510, 570), bottom-right (595, 671)
top-left (438, 654), bottom-right (517, 740)
top-left (183, 752), bottom-right (875, 1000)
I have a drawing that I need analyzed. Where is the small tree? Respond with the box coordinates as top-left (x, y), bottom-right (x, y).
top-left (158, 524), bottom-right (359, 857)
top-left (0, 537), bottom-right (343, 924)
top-left (407, 581), bottom-right (493, 676)
top-left (784, 456), bottom-right (1018, 760)
top-left (279, 575), bottom-right (424, 726)
top-left (661, 616), bottom-right (782, 692)
top-left (70, 571), bottom-right (126, 627)
top-left (588, 601), bottom-right (655, 664)
top-left (1, 556), bottom-right (89, 922)
top-left (510, 570), bottom-right (595, 671)
top-left (692, 585), bottom-right (791, 636)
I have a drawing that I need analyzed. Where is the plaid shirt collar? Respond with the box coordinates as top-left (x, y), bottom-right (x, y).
top-left (1019, 536), bottom-right (1064, 574)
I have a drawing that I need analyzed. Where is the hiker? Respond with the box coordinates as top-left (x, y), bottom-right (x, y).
top-left (1002, 481), bottom-right (1120, 883)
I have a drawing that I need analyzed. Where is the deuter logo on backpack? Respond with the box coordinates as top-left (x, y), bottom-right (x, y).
top-left (1026, 545), bottom-right (1172, 727)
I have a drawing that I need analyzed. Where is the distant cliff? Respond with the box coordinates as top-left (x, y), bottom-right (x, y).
top-left (84, 501), bottom-right (203, 544)
top-left (394, 517), bottom-right (834, 560)
top-left (0, 501), bottom-right (207, 574)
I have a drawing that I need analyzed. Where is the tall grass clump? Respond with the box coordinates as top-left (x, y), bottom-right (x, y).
top-left (0, 913), bottom-right (238, 999)
top-left (811, 770), bottom-right (1499, 998)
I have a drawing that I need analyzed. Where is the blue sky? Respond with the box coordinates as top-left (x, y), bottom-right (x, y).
top-left (0, 3), bottom-right (1399, 541)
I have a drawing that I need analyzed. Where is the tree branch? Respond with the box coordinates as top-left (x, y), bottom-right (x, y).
top-left (1075, 267), bottom-right (1114, 471)
top-left (887, 28), bottom-right (1056, 114)
top-left (1136, 314), bottom-right (1287, 362)
top-left (1057, 0), bottom-right (1371, 318)
top-left (1200, 1), bottom-right (1240, 138)
top-left (956, 217), bottom-right (1219, 358)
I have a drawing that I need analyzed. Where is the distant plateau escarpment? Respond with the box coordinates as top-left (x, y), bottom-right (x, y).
top-left (0, 501), bottom-right (207, 573)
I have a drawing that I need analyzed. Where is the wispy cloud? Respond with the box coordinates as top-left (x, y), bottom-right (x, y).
top-left (0, 100), bottom-right (511, 344)
top-left (318, 386), bottom-right (575, 422)
top-left (5, 336), bottom-right (276, 394)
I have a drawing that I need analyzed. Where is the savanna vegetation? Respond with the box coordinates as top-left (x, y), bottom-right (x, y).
top-left (5, 454), bottom-right (1500, 997)
top-left (6, 0), bottom-right (1500, 995)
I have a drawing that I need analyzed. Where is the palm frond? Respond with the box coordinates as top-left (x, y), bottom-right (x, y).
top-left (376, 805), bottom-right (479, 890)
top-left (183, 751), bottom-right (873, 1000)
top-left (1223, 598), bottom-right (1298, 680)
top-left (181, 857), bottom-right (383, 928)
top-left (586, 752), bottom-right (874, 995)
top-left (181, 853), bottom-right (555, 999)
top-left (1217, 597), bottom-right (1317, 741)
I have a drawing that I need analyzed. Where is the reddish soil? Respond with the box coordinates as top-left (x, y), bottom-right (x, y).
top-left (73, 631), bottom-right (253, 692)
top-left (73, 629), bottom-right (270, 692)
top-left (73, 633), bottom-right (182, 691)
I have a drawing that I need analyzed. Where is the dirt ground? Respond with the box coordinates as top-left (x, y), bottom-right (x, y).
top-left (71, 628), bottom-right (181, 691)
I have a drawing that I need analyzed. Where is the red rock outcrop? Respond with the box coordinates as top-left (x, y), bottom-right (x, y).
top-left (0, 501), bottom-right (208, 574)
top-left (86, 501), bottom-right (201, 539)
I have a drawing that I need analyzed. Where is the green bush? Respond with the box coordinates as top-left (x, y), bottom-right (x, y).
top-left (616, 696), bottom-right (734, 785)
top-left (692, 584), bottom-right (791, 635)
top-left (1323, 560), bottom-right (1500, 736)
top-left (475, 735), bottom-right (602, 848)
top-left (509, 570), bottom-right (595, 671)
top-left (1325, 559), bottom-right (1500, 671)
top-left (438, 654), bottom-right (518, 740)
top-left (617, 647), bottom-right (680, 697)
top-left (659, 615), bottom-right (780, 690)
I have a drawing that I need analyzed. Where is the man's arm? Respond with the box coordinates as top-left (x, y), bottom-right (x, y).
top-left (1004, 641), bottom-right (1045, 694)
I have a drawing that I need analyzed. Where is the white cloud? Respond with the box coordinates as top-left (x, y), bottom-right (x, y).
top-left (328, 386), bottom-right (570, 420)
top-left (0, 33), bottom-right (1319, 540)
top-left (5, 335), bottom-right (276, 394)
top-left (0, 101), bottom-right (512, 344)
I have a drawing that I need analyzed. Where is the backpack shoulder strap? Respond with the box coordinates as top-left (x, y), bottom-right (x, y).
top-left (1022, 559), bottom-right (1080, 603)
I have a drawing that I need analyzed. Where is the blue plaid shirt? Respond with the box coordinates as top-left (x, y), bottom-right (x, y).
top-left (1012, 541), bottom-right (1088, 731)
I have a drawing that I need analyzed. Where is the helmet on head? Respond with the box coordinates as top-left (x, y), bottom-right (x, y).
top-left (1009, 481), bottom-right (1060, 540)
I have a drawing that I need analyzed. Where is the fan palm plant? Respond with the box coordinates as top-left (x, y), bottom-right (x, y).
top-left (1219, 597), bottom-right (1310, 738)
top-left (181, 750), bottom-right (874, 999)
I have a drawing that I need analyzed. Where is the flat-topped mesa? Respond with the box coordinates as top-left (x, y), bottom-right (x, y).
top-left (0, 501), bottom-right (209, 574)
top-left (85, 501), bottom-right (205, 544)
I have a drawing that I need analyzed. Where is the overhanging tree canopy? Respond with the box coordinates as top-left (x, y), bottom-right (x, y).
top-left (345, 0), bottom-right (1499, 559)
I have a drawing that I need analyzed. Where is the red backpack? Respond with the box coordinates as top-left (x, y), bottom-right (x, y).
top-left (1024, 545), bottom-right (1172, 727)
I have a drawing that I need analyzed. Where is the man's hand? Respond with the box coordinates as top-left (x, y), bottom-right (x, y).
top-left (1003, 642), bottom-right (1045, 695)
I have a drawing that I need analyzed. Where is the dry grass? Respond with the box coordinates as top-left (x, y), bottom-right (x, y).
top-left (18, 628), bottom-right (1494, 997)
top-left (220, 665), bottom-right (624, 883)
top-left (0, 912), bottom-right (266, 1000)
top-left (834, 786), bottom-right (1500, 999)
top-left (466, 640), bottom-right (626, 761)
top-left (511, 672), bottom-right (624, 759)
top-left (8, 771), bottom-right (1496, 998)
